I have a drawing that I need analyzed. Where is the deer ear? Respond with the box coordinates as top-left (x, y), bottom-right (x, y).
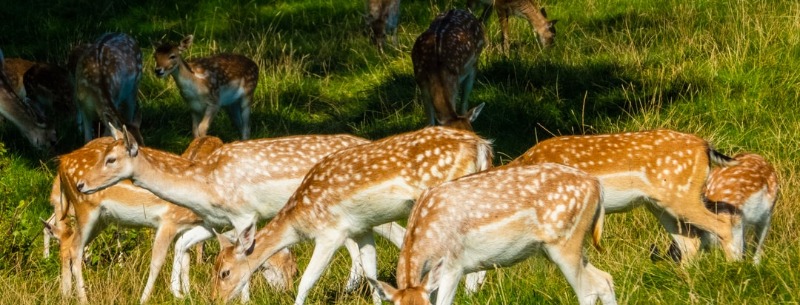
top-left (109, 122), bottom-right (124, 140)
top-left (179, 35), bottom-right (194, 51)
top-left (422, 258), bottom-right (445, 293)
top-left (236, 221), bottom-right (257, 256)
top-left (540, 7), bottom-right (548, 18)
top-left (215, 229), bottom-right (235, 249)
top-left (121, 125), bottom-right (139, 158)
top-left (41, 218), bottom-right (57, 237)
top-left (367, 277), bottom-right (398, 301)
top-left (468, 103), bottom-right (485, 122)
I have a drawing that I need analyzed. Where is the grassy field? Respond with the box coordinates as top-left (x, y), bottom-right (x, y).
top-left (1, 0), bottom-right (799, 303)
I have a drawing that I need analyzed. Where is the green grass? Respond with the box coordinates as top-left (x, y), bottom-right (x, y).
top-left (1, 0), bottom-right (799, 303)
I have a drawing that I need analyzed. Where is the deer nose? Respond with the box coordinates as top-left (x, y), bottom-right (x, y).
top-left (154, 68), bottom-right (165, 77)
top-left (76, 181), bottom-right (85, 192)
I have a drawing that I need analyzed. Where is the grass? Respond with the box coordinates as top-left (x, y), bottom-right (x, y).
top-left (1, 0), bottom-right (799, 303)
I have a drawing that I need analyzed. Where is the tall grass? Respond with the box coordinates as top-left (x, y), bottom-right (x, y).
top-left (1, 0), bottom-right (799, 303)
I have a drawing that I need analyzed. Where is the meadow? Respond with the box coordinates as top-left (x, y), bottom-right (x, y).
top-left (1, 0), bottom-right (799, 303)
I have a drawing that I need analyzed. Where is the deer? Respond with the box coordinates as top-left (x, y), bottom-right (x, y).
top-left (369, 163), bottom-right (617, 305)
top-left (412, 9), bottom-right (486, 131)
top-left (3, 57), bottom-right (75, 135)
top-left (74, 32), bottom-right (144, 144)
top-left (73, 124), bottom-right (408, 301)
top-left (508, 129), bottom-right (740, 262)
top-left (469, 0), bottom-right (557, 51)
top-left (660, 153), bottom-right (779, 264)
top-left (43, 135), bottom-right (298, 304)
top-left (210, 126), bottom-right (494, 305)
top-left (0, 49), bottom-right (57, 150)
top-left (365, 0), bottom-right (401, 52)
top-left (154, 35), bottom-right (257, 140)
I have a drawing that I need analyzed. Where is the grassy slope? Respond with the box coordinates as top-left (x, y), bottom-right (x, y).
top-left (1, 0), bottom-right (799, 303)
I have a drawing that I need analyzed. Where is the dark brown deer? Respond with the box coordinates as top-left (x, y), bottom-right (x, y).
top-left (365, 0), bottom-right (401, 52)
top-left (470, 0), bottom-right (557, 51)
top-left (154, 35), bottom-right (257, 139)
top-left (412, 9), bottom-right (486, 131)
top-left (0, 49), bottom-right (56, 149)
top-left (74, 32), bottom-right (144, 143)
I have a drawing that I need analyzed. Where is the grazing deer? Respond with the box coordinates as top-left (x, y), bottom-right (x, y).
top-left (44, 136), bottom-right (298, 304)
top-left (154, 35), bottom-right (257, 140)
top-left (211, 126), bottom-right (493, 304)
top-left (4, 57), bottom-right (75, 132)
top-left (662, 153), bottom-right (779, 264)
top-left (365, 0), bottom-right (401, 52)
top-left (0, 49), bottom-right (56, 149)
top-left (74, 32), bottom-right (144, 143)
top-left (470, 0), bottom-right (557, 51)
top-left (370, 163), bottom-right (616, 305)
top-left (509, 129), bottom-right (739, 262)
top-left (412, 9), bottom-right (486, 131)
top-left (74, 125), bottom-right (407, 301)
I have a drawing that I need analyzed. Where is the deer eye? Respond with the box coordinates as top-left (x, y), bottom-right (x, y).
top-left (169, 54), bottom-right (177, 60)
top-left (220, 270), bottom-right (230, 280)
top-left (105, 157), bottom-right (117, 165)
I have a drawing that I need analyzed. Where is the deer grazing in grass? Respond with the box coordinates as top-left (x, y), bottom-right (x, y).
top-left (0, 49), bottom-right (56, 149)
top-left (370, 163), bottom-right (616, 305)
top-left (3, 57), bottom-right (75, 134)
top-left (44, 135), bottom-right (298, 304)
top-left (154, 35), bottom-right (257, 139)
top-left (470, 0), bottom-right (557, 51)
top-left (661, 153), bottom-right (779, 264)
top-left (365, 0), bottom-right (401, 52)
top-left (74, 125), bottom-right (408, 301)
top-left (210, 126), bottom-right (493, 304)
top-left (74, 32), bottom-right (144, 144)
top-left (509, 129), bottom-right (740, 262)
top-left (413, 9), bottom-right (486, 131)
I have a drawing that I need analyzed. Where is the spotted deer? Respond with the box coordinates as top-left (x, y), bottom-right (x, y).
top-left (365, 0), bottom-right (401, 52)
top-left (663, 153), bottom-right (779, 264)
top-left (509, 129), bottom-right (739, 261)
top-left (211, 126), bottom-right (493, 304)
top-left (74, 32), bottom-right (144, 144)
top-left (74, 125), bottom-right (406, 301)
top-left (370, 163), bottom-right (616, 305)
top-left (154, 35), bottom-right (257, 139)
top-left (0, 49), bottom-right (56, 149)
top-left (413, 9), bottom-right (486, 131)
top-left (44, 136), bottom-right (297, 304)
top-left (470, 0), bottom-right (557, 51)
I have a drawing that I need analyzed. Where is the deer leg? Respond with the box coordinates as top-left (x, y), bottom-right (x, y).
top-left (343, 238), bottom-right (365, 293)
top-left (463, 271), bottom-right (486, 294)
top-left (72, 211), bottom-right (106, 303)
top-left (195, 103), bottom-right (219, 138)
top-left (371, 221), bottom-right (405, 248)
top-left (646, 204), bottom-right (702, 262)
top-left (171, 226), bottom-right (213, 297)
top-left (294, 235), bottom-right (347, 305)
top-left (498, 8), bottom-right (511, 53)
top-left (353, 232), bottom-right (382, 305)
top-left (140, 224), bottom-right (178, 304)
top-left (431, 269), bottom-right (462, 305)
top-left (545, 244), bottom-right (616, 305)
top-left (223, 102), bottom-right (249, 140)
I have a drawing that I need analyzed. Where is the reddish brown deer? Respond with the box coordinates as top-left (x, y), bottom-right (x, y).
top-left (44, 136), bottom-right (297, 304)
top-left (74, 125), bottom-right (407, 301)
top-left (509, 129), bottom-right (739, 261)
top-left (470, 0), bottom-right (557, 51)
top-left (370, 163), bottom-right (616, 305)
top-left (365, 0), bottom-right (401, 52)
top-left (74, 32), bottom-right (144, 143)
top-left (0, 49), bottom-right (56, 149)
top-left (413, 9), bottom-right (486, 131)
top-left (3, 57), bottom-right (75, 133)
top-left (663, 153), bottom-right (779, 264)
top-left (154, 35), bottom-right (257, 139)
top-left (211, 126), bottom-right (493, 304)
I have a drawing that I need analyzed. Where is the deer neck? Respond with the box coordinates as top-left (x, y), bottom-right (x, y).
top-left (171, 58), bottom-right (205, 94)
top-left (131, 147), bottom-right (221, 215)
top-left (244, 212), bottom-right (302, 276)
top-left (514, 1), bottom-right (549, 33)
